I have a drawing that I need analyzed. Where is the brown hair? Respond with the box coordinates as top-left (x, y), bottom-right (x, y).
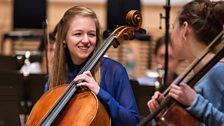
top-left (178, 0), bottom-right (224, 45)
top-left (49, 6), bottom-right (101, 89)
top-left (154, 35), bottom-right (172, 55)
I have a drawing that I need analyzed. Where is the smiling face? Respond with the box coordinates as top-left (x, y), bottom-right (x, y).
top-left (65, 15), bottom-right (97, 65)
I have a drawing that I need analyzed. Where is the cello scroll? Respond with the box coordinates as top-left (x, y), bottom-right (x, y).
top-left (106, 10), bottom-right (146, 48)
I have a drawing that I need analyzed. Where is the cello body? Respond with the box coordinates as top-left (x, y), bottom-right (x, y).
top-left (156, 103), bottom-right (200, 126)
top-left (26, 85), bottom-right (111, 126)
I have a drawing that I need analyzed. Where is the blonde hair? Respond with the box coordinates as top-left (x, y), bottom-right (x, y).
top-left (49, 6), bottom-right (102, 89)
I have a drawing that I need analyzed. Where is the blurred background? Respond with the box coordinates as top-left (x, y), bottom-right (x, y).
top-left (0, 0), bottom-right (190, 76)
top-left (0, 0), bottom-right (191, 125)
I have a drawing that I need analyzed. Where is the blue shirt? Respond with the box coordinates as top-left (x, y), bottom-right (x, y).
top-left (186, 62), bottom-right (224, 126)
top-left (45, 57), bottom-right (140, 126)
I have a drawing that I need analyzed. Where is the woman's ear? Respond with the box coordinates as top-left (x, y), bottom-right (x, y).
top-left (182, 21), bottom-right (189, 41)
top-left (63, 40), bottom-right (67, 48)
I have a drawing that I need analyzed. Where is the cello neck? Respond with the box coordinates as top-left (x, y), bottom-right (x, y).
top-left (40, 35), bottom-right (118, 126)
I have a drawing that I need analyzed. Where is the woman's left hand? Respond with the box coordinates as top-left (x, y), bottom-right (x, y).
top-left (168, 83), bottom-right (196, 107)
top-left (74, 71), bottom-right (100, 95)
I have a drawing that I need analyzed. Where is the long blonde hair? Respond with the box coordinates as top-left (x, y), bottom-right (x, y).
top-left (49, 6), bottom-right (102, 89)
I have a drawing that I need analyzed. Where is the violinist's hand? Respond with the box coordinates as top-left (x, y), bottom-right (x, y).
top-left (168, 83), bottom-right (196, 107)
top-left (74, 71), bottom-right (100, 95)
top-left (147, 91), bottom-right (164, 112)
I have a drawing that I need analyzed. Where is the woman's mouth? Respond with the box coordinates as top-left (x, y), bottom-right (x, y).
top-left (78, 46), bottom-right (89, 50)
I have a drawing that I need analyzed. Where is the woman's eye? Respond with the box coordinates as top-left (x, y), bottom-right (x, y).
top-left (74, 33), bottom-right (81, 36)
top-left (88, 33), bottom-right (96, 37)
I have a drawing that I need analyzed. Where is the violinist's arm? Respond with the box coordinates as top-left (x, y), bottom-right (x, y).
top-left (187, 94), bottom-right (224, 126)
top-left (186, 64), bottom-right (224, 126)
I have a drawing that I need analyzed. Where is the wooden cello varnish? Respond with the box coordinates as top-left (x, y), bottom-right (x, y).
top-left (156, 103), bottom-right (199, 126)
top-left (26, 85), bottom-right (110, 126)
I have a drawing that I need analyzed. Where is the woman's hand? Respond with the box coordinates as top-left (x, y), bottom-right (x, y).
top-left (74, 71), bottom-right (100, 95)
top-left (147, 91), bottom-right (164, 112)
top-left (168, 83), bottom-right (196, 106)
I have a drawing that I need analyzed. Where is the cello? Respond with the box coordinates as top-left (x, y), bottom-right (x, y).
top-left (26, 10), bottom-right (146, 126)
top-left (138, 26), bottom-right (224, 126)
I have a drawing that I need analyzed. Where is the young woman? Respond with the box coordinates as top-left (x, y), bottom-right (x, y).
top-left (154, 36), bottom-right (179, 89)
top-left (45, 6), bottom-right (139, 126)
top-left (147, 0), bottom-right (224, 125)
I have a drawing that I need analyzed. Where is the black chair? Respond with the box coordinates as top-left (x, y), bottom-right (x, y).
top-left (24, 74), bottom-right (48, 110)
top-left (0, 72), bottom-right (48, 124)
top-left (130, 80), bottom-right (155, 117)
top-left (0, 72), bottom-right (25, 114)
top-left (0, 55), bottom-right (20, 72)
top-left (0, 86), bottom-right (21, 126)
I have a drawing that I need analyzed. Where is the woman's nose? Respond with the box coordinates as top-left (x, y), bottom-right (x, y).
top-left (81, 34), bottom-right (89, 43)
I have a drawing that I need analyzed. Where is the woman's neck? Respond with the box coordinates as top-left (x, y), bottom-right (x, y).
top-left (187, 39), bottom-right (207, 62)
top-left (184, 38), bottom-right (211, 73)
top-left (71, 57), bottom-right (86, 65)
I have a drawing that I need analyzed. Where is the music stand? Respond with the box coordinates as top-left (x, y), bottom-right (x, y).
top-left (130, 80), bottom-right (155, 117)
top-left (24, 74), bottom-right (48, 112)
top-left (0, 86), bottom-right (21, 126)
top-left (0, 72), bottom-right (25, 114)
top-left (0, 55), bottom-right (20, 72)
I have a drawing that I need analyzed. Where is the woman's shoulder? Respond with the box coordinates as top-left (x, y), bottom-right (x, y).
top-left (210, 62), bottom-right (224, 73)
top-left (205, 62), bottom-right (224, 79)
top-left (101, 56), bottom-right (124, 68)
top-left (101, 57), bottom-right (127, 74)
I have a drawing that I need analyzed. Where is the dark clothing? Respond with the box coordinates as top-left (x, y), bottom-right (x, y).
top-left (45, 57), bottom-right (140, 126)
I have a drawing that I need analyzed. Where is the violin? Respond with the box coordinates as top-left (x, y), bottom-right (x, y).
top-left (138, 26), bottom-right (224, 126)
top-left (25, 10), bottom-right (146, 126)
